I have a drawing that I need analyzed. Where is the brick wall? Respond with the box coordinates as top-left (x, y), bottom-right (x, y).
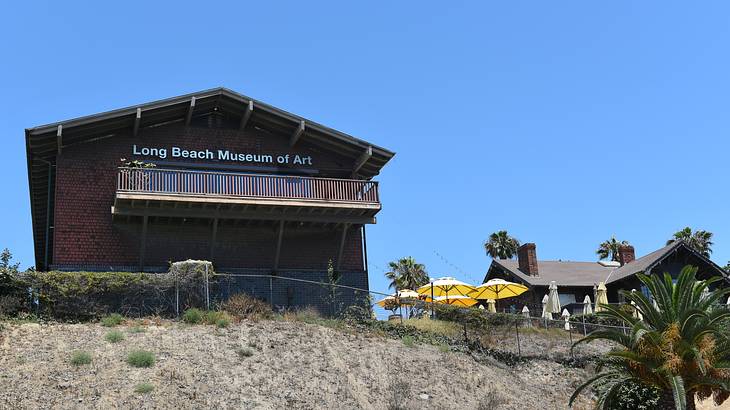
top-left (52, 122), bottom-right (367, 274)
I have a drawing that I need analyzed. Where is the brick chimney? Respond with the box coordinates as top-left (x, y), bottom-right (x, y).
top-left (618, 245), bottom-right (635, 266)
top-left (517, 243), bottom-right (539, 276)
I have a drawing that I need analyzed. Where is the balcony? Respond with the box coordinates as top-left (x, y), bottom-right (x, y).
top-left (112, 167), bottom-right (382, 224)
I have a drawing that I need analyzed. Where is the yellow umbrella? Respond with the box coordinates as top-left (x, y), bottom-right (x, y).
top-left (416, 277), bottom-right (476, 298)
top-left (595, 282), bottom-right (608, 312)
top-left (374, 290), bottom-right (423, 307)
top-left (434, 295), bottom-right (479, 308)
top-left (470, 279), bottom-right (528, 300)
top-left (486, 298), bottom-right (497, 313)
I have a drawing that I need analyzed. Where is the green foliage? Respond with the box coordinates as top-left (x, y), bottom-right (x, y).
top-left (126, 350), bottom-right (155, 368)
top-left (221, 294), bottom-right (273, 320)
top-left (484, 231), bottom-right (520, 259)
top-left (182, 308), bottom-right (203, 324)
top-left (322, 259), bottom-right (341, 317)
top-left (596, 236), bottom-right (630, 262)
top-left (596, 379), bottom-right (661, 410)
top-left (203, 310), bottom-right (231, 328)
top-left (667, 227), bottom-right (714, 257)
top-left (401, 335), bottom-right (415, 347)
top-left (129, 325), bottom-right (146, 333)
top-left (385, 257), bottom-right (429, 291)
top-left (569, 313), bottom-right (625, 328)
top-left (571, 265), bottom-right (730, 409)
top-left (134, 383), bottom-right (154, 394)
top-left (104, 330), bottom-right (125, 343)
top-left (101, 313), bottom-right (124, 327)
top-left (70, 350), bottom-right (92, 366)
top-left (434, 303), bottom-right (523, 329)
top-left (236, 347), bottom-right (254, 358)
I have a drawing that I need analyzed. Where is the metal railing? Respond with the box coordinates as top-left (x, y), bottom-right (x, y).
top-left (117, 167), bottom-right (380, 204)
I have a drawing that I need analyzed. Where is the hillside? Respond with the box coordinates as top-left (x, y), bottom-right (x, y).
top-left (0, 316), bottom-right (598, 409)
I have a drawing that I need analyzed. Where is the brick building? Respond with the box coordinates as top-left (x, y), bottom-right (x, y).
top-left (25, 88), bottom-right (394, 311)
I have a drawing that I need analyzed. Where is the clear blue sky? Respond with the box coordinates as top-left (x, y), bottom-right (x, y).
top-left (1, 2), bottom-right (729, 296)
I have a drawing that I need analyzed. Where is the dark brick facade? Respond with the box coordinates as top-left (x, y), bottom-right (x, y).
top-left (49, 121), bottom-right (370, 308)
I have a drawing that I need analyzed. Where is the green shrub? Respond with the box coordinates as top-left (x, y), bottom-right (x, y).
top-left (215, 316), bottom-right (231, 328)
top-left (221, 294), bottom-right (273, 320)
top-left (182, 308), bottom-right (203, 324)
top-left (203, 310), bottom-right (231, 327)
top-left (101, 313), bottom-right (124, 327)
top-left (595, 379), bottom-right (660, 409)
top-left (134, 383), bottom-right (154, 394)
top-left (105, 330), bottom-right (125, 343)
top-left (126, 350), bottom-right (155, 368)
top-left (236, 347), bottom-right (254, 358)
top-left (402, 335), bottom-right (415, 347)
top-left (70, 350), bottom-right (92, 366)
top-left (129, 325), bottom-right (146, 333)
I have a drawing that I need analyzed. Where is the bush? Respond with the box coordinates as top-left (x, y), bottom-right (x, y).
top-left (204, 310), bottom-right (231, 327)
top-left (236, 347), bottom-right (254, 358)
top-left (101, 313), bottom-right (124, 327)
top-left (0, 295), bottom-right (25, 318)
top-left (182, 308), bottom-right (203, 324)
top-left (595, 378), bottom-right (660, 409)
top-left (220, 294), bottom-right (272, 320)
top-left (105, 330), bottom-right (125, 343)
top-left (70, 350), bottom-right (92, 366)
top-left (134, 383), bottom-right (154, 394)
top-left (402, 335), bottom-right (415, 347)
top-left (433, 304), bottom-right (523, 330)
top-left (126, 350), bottom-right (155, 368)
top-left (570, 313), bottom-right (625, 328)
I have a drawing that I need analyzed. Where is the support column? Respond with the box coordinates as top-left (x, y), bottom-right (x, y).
top-left (273, 220), bottom-right (285, 272)
top-left (336, 223), bottom-right (351, 271)
top-left (139, 215), bottom-right (148, 272)
top-left (209, 218), bottom-right (219, 261)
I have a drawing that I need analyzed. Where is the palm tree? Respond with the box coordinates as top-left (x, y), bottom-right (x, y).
top-left (385, 257), bottom-right (428, 291)
top-left (667, 227), bottom-right (714, 257)
top-left (571, 266), bottom-right (730, 410)
top-left (484, 231), bottom-right (520, 259)
top-left (596, 236), bottom-right (630, 262)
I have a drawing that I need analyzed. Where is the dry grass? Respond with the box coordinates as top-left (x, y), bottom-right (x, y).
top-left (402, 318), bottom-right (462, 338)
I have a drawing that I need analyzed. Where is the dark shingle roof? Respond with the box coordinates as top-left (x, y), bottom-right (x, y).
top-left (491, 259), bottom-right (614, 287)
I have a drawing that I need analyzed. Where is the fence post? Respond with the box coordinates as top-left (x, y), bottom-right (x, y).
top-left (175, 271), bottom-right (179, 317)
top-left (515, 323), bottom-right (521, 357)
top-left (568, 326), bottom-right (574, 358)
top-left (204, 264), bottom-right (210, 310)
top-left (582, 316), bottom-right (587, 337)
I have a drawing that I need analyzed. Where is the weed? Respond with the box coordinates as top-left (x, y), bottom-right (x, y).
top-left (204, 310), bottom-right (232, 327)
top-left (437, 342), bottom-right (450, 353)
top-left (385, 378), bottom-right (411, 410)
top-left (221, 294), bottom-right (273, 320)
top-left (134, 383), bottom-right (154, 394)
top-left (105, 330), bottom-right (125, 343)
top-left (70, 350), bottom-right (92, 366)
top-left (101, 313), bottom-right (124, 327)
top-left (182, 308), bottom-right (203, 324)
top-left (402, 335), bottom-right (415, 347)
top-left (477, 388), bottom-right (507, 410)
top-left (126, 350), bottom-right (155, 368)
top-left (129, 325), bottom-right (146, 334)
top-left (236, 347), bottom-right (254, 358)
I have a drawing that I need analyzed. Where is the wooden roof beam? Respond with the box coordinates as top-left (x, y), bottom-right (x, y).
top-left (239, 100), bottom-right (253, 130)
top-left (56, 125), bottom-right (63, 155)
top-left (289, 120), bottom-right (305, 147)
top-left (133, 108), bottom-right (142, 136)
top-left (351, 146), bottom-right (372, 178)
top-left (185, 96), bottom-right (196, 126)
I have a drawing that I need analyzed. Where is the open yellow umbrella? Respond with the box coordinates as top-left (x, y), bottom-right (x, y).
top-left (470, 279), bottom-right (528, 300)
top-left (416, 277), bottom-right (475, 298)
top-left (374, 290), bottom-right (425, 307)
top-left (434, 295), bottom-right (479, 308)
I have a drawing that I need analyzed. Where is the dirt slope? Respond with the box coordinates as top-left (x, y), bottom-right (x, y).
top-left (0, 319), bottom-right (594, 409)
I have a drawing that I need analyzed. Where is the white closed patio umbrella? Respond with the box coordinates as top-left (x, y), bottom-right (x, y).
top-left (582, 295), bottom-right (593, 315)
top-left (522, 305), bottom-right (532, 327)
top-left (561, 308), bottom-right (571, 330)
top-left (595, 282), bottom-right (608, 312)
top-left (486, 298), bottom-right (496, 313)
top-left (546, 281), bottom-right (561, 314)
top-left (630, 289), bottom-right (643, 321)
top-left (541, 294), bottom-right (552, 320)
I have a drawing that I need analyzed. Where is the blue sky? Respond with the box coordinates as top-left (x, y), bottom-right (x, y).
top-left (1, 2), bottom-right (729, 296)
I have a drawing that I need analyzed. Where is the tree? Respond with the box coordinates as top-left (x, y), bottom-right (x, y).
top-left (484, 231), bottom-right (520, 259)
top-left (596, 236), bottom-right (631, 262)
top-left (571, 266), bottom-right (730, 410)
top-left (0, 248), bottom-right (20, 286)
top-left (667, 227), bottom-right (714, 257)
top-left (724, 262), bottom-right (730, 274)
top-left (384, 257), bottom-right (428, 291)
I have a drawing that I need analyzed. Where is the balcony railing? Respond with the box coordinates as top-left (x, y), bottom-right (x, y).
top-left (117, 167), bottom-right (380, 204)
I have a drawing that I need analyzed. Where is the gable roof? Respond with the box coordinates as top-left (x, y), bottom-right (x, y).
top-left (25, 87), bottom-right (395, 270)
top-left (487, 240), bottom-right (728, 288)
top-left (489, 259), bottom-right (614, 287)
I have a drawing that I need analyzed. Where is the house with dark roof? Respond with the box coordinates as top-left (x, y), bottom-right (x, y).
top-left (483, 241), bottom-right (729, 314)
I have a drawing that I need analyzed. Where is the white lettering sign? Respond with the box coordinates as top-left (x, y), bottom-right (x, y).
top-left (132, 145), bottom-right (313, 166)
